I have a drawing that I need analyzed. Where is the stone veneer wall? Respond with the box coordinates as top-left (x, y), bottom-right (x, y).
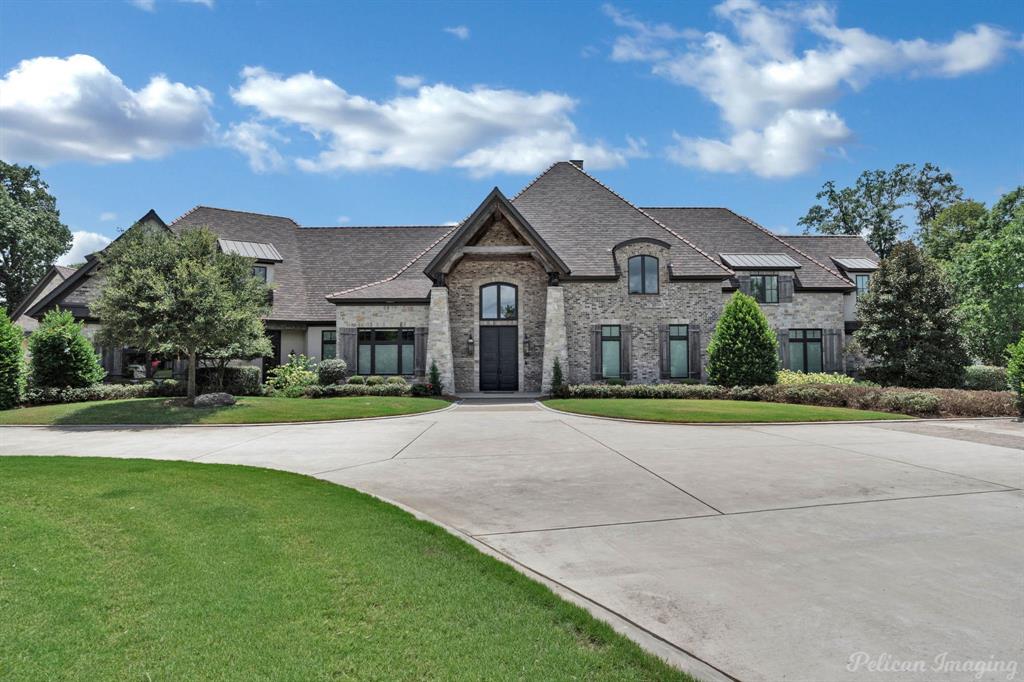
top-left (446, 256), bottom-right (548, 392)
top-left (336, 303), bottom-right (429, 330)
top-left (561, 241), bottom-right (724, 385)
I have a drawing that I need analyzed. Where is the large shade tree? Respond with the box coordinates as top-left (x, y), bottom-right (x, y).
top-left (92, 225), bottom-right (271, 400)
top-left (855, 242), bottom-right (967, 387)
top-left (0, 162), bottom-right (72, 307)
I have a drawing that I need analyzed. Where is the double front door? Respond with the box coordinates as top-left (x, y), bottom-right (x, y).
top-left (479, 326), bottom-right (518, 391)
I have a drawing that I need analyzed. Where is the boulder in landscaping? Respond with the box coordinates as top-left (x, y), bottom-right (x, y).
top-left (193, 392), bottom-right (236, 408)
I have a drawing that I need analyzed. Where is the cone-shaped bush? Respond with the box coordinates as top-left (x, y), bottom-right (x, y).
top-left (28, 309), bottom-right (105, 388)
top-left (0, 308), bottom-right (26, 409)
top-left (1007, 333), bottom-right (1024, 417)
top-left (707, 292), bottom-right (778, 387)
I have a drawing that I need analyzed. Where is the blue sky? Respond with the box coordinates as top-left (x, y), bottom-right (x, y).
top-left (1, 0), bottom-right (1021, 264)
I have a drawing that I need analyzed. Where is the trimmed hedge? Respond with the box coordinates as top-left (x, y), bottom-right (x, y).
top-left (28, 309), bottom-right (105, 388)
top-left (304, 383), bottom-right (411, 398)
top-left (777, 370), bottom-right (855, 386)
top-left (962, 365), bottom-right (1009, 392)
top-left (22, 380), bottom-right (185, 406)
top-left (560, 382), bottom-right (1016, 417)
top-left (316, 359), bottom-right (348, 386)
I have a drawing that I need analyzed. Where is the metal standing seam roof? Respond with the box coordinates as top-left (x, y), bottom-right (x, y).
top-left (720, 253), bottom-right (802, 269)
top-left (832, 257), bottom-right (879, 271)
top-left (218, 239), bottom-right (284, 262)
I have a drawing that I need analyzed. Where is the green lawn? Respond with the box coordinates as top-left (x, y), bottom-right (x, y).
top-left (0, 457), bottom-right (690, 681)
top-left (0, 396), bottom-right (449, 425)
top-left (546, 398), bottom-right (911, 423)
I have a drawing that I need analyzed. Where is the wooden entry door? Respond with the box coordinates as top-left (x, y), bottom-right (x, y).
top-left (479, 326), bottom-right (518, 391)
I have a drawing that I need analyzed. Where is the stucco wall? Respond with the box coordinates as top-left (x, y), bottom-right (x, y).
top-left (446, 256), bottom-right (548, 392)
top-left (561, 242), bottom-right (724, 384)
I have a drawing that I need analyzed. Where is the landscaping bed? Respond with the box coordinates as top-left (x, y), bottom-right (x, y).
top-left (0, 396), bottom-right (448, 425)
top-left (546, 398), bottom-right (910, 423)
top-left (0, 457), bottom-right (688, 681)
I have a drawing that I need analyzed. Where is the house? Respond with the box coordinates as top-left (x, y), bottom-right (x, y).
top-left (19, 161), bottom-right (878, 393)
top-left (10, 264), bottom-right (79, 334)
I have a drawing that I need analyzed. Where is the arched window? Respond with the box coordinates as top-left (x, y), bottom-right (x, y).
top-left (480, 283), bottom-right (517, 320)
top-left (628, 255), bottom-right (658, 294)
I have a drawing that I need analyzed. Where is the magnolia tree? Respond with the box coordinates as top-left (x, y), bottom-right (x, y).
top-left (92, 226), bottom-right (271, 401)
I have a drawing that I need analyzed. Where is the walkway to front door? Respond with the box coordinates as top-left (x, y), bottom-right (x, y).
top-left (479, 325), bottom-right (517, 391)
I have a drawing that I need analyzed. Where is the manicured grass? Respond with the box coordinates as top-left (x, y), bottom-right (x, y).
top-left (0, 396), bottom-right (449, 425)
top-left (0, 457), bottom-right (690, 681)
top-left (546, 398), bottom-right (911, 423)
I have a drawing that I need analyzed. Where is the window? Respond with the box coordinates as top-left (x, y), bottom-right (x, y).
top-left (321, 330), bottom-right (336, 360)
top-left (357, 328), bottom-right (415, 375)
top-left (601, 325), bottom-right (621, 379)
top-left (855, 274), bottom-right (870, 299)
top-left (789, 329), bottom-right (823, 373)
top-left (480, 283), bottom-right (517, 320)
top-left (252, 265), bottom-right (268, 282)
top-left (669, 324), bottom-right (689, 379)
top-left (628, 255), bottom-right (658, 294)
top-left (750, 275), bottom-right (779, 304)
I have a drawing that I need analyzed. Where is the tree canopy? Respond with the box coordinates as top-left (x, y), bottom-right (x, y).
top-left (92, 225), bottom-right (271, 400)
top-left (707, 292), bottom-right (778, 387)
top-left (855, 242), bottom-right (967, 387)
top-left (799, 162), bottom-right (963, 258)
top-left (0, 162), bottom-right (72, 307)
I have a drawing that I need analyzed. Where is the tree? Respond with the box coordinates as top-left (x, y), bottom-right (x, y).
top-left (202, 336), bottom-right (272, 391)
top-left (1006, 334), bottom-right (1024, 417)
top-left (919, 200), bottom-right (987, 263)
top-left (0, 308), bottom-right (25, 409)
top-left (799, 163), bottom-right (963, 258)
top-left (0, 162), bottom-right (72, 307)
top-left (855, 242), bottom-right (967, 387)
top-left (28, 309), bottom-right (106, 388)
top-left (707, 292), bottom-right (778, 387)
top-left (949, 193), bottom-right (1024, 364)
top-left (92, 225), bottom-right (271, 401)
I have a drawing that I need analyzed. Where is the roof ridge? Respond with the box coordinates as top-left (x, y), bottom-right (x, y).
top-left (509, 161), bottom-right (560, 201)
top-left (299, 224), bottom-right (451, 230)
top-left (172, 205), bottom-right (300, 226)
top-left (563, 163), bottom-right (733, 276)
top-left (641, 206), bottom-right (732, 210)
top-left (726, 210), bottom-right (853, 285)
top-left (169, 205), bottom-right (201, 226)
top-left (785, 234), bottom-right (866, 238)
top-left (328, 224), bottom-right (459, 297)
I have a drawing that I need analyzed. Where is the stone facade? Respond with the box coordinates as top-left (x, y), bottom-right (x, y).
top-left (446, 255), bottom-right (549, 392)
top-left (561, 242), bottom-right (723, 384)
top-left (426, 288), bottom-right (455, 391)
top-left (336, 303), bottom-right (429, 330)
top-left (540, 286), bottom-right (568, 392)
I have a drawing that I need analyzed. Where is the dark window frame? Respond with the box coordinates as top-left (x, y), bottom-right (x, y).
top-left (479, 282), bottom-right (518, 321)
top-left (668, 324), bottom-right (689, 379)
top-left (855, 273), bottom-right (870, 299)
top-left (357, 327), bottom-right (415, 375)
top-left (788, 328), bottom-right (823, 373)
top-left (628, 255), bottom-right (659, 295)
top-left (252, 265), bottom-right (268, 282)
top-left (321, 330), bottom-right (337, 360)
top-left (601, 324), bottom-right (621, 379)
top-left (750, 274), bottom-right (779, 304)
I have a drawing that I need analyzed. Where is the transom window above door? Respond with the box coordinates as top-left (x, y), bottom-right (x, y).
top-left (480, 283), bottom-right (517, 320)
top-left (628, 255), bottom-right (659, 294)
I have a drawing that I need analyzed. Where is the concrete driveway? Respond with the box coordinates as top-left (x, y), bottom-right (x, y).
top-left (2, 403), bottom-right (1021, 681)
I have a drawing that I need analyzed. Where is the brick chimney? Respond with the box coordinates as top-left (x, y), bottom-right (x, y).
top-left (569, 159), bottom-right (584, 169)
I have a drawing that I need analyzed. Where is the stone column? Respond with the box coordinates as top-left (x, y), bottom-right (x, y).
top-left (541, 286), bottom-right (568, 393)
top-left (427, 287), bottom-right (456, 394)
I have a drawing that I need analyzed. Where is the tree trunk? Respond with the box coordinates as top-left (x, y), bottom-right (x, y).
top-left (188, 350), bottom-right (198, 401)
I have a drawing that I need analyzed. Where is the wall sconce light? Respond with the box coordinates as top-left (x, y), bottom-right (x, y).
top-left (467, 332), bottom-right (474, 355)
top-left (523, 333), bottom-right (531, 357)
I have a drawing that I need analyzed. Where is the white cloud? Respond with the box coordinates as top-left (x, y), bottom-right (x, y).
top-left (99, 211), bottom-right (117, 222)
top-left (58, 231), bottom-right (111, 265)
top-left (0, 54), bottom-right (214, 165)
top-left (395, 74), bottom-right (423, 89)
top-left (337, 215), bottom-right (351, 224)
top-left (444, 25), bottom-right (470, 40)
top-left (223, 120), bottom-right (287, 172)
top-left (129, 0), bottom-right (156, 10)
top-left (607, 1), bottom-right (1023, 177)
top-left (230, 67), bottom-right (641, 176)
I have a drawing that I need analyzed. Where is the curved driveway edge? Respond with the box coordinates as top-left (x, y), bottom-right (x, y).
top-left (1, 401), bottom-right (1021, 681)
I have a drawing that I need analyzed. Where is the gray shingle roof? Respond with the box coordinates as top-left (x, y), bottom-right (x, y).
top-left (512, 162), bottom-right (732, 279)
top-left (783, 235), bottom-right (879, 273)
top-left (643, 208), bottom-right (854, 290)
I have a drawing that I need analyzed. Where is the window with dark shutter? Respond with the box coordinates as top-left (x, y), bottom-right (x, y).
top-left (668, 324), bottom-right (689, 379)
top-left (788, 329), bottom-right (823, 373)
top-left (601, 325), bottom-right (621, 379)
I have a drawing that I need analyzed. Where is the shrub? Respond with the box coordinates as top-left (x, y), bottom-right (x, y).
top-left (777, 369), bottom-right (855, 386)
top-left (22, 380), bottom-right (185, 406)
top-left (365, 375), bottom-right (385, 386)
top-left (410, 383), bottom-right (432, 397)
top-left (707, 292), bottom-right (778, 387)
top-left (317, 359), bottom-right (348, 386)
top-left (198, 366), bottom-right (262, 396)
top-left (564, 383), bottom-right (725, 400)
top-left (347, 375), bottom-right (365, 385)
top-left (428, 361), bottom-right (443, 396)
top-left (550, 357), bottom-right (566, 398)
top-left (385, 376), bottom-right (408, 385)
top-left (962, 365), bottom-right (1009, 392)
top-left (265, 354), bottom-right (317, 398)
top-left (606, 378), bottom-right (626, 386)
top-left (879, 391), bottom-right (941, 416)
top-left (304, 382), bottom-right (412, 398)
top-left (28, 309), bottom-right (105, 388)
top-left (0, 309), bottom-right (25, 410)
top-left (1007, 334), bottom-right (1024, 417)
